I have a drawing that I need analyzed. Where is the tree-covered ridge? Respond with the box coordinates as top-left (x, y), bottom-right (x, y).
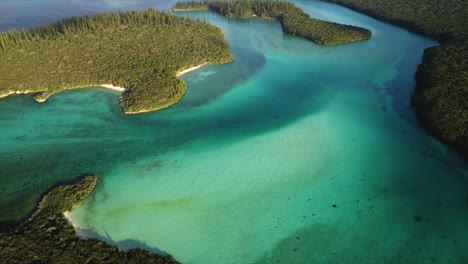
top-left (0, 176), bottom-right (179, 263)
top-left (413, 43), bottom-right (467, 155)
top-left (173, 1), bottom-right (210, 11)
top-left (0, 9), bottom-right (233, 114)
top-left (324, 0), bottom-right (467, 43)
top-left (174, 0), bottom-right (372, 45)
top-left (324, 0), bottom-right (467, 157)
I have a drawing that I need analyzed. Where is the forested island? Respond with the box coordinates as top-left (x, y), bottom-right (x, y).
top-left (323, 0), bottom-right (467, 157)
top-left (0, 9), bottom-right (233, 114)
top-left (173, 0), bottom-right (372, 45)
top-left (0, 176), bottom-right (179, 263)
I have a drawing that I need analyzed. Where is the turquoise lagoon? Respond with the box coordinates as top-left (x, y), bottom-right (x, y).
top-left (0, 0), bottom-right (467, 263)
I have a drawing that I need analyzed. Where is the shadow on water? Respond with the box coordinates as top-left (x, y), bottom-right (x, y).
top-left (0, 173), bottom-right (94, 230)
top-left (0, 8), bottom-right (326, 223)
top-left (77, 227), bottom-right (171, 256)
top-left (0, 66), bottom-right (330, 222)
top-left (0, 26), bottom-right (330, 221)
top-left (1, 0), bottom-right (464, 242)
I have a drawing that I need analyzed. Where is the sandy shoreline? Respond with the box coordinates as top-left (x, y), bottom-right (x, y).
top-left (124, 103), bottom-right (173, 115)
top-left (0, 84), bottom-right (128, 103)
top-left (63, 211), bottom-right (77, 228)
top-left (0, 65), bottom-right (203, 112)
top-left (176, 63), bottom-right (208, 77)
top-left (63, 211), bottom-right (86, 237)
top-left (0, 66), bottom-right (200, 102)
top-left (95, 84), bottom-right (127, 92)
top-left (124, 64), bottom-right (208, 114)
top-left (65, 83), bottom-right (128, 94)
top-left (0, 90), bottom-right (37, 99)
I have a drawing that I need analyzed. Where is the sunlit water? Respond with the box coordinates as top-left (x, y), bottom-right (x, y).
top-left (0, 0), bottom-right (467, 263)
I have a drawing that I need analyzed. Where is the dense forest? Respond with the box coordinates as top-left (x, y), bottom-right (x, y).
top-left (174, 0), bottom-right (372, 45)
top-left (0, 176), bottom-right (179, 263)
top-left (0, 9), bottom-right (233, 114)
top-left (323, 0), bottom-right (467, 157)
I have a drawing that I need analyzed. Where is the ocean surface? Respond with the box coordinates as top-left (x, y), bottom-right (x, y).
top-left (0, 0), bottom-right (467, 263)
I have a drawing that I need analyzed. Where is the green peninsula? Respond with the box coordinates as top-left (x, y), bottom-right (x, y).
top-left (324, 0), bottom-right (467, 157)
top-left (0, 176), bottom-right (179, 263)
top-left (0, 9), bottom-right (233, 114)
top-left (174, 0), bottom-right (372, 45)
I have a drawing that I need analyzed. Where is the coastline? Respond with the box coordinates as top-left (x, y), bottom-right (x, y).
top-left (0, 62), bottom-right (214, 115)
top-left (95, 84), bottom-right (127, 92)
top-left (124, 63), bottom-right (210, 114)
top-left (123, 62), bottom-right (220, 114)
top-left (176, 63), bottom-right (208, 77)
top-left (63, 211), bottom-right (86, 237)
top-left (124, 105), bottom-right (172, 115)
top-left (0, 8), bottom-right (234, 119)
top-left (0, 90), bottom-right (37, 99)
top-left (0, 176), bottom-right (179, 263)
top-left (323, 0), bottom-right (467, 159)
top-left (172, 8), bottom-right (209, 12)
top-left (0, 63), bottom-right (204, 103)
top-left (0, 84), bottom-right (127, 103)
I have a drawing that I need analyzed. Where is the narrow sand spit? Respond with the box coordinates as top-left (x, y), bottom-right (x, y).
top-left (176, 63), bottom-right (208, 77)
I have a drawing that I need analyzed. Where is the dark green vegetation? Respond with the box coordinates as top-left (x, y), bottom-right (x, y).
top-left (173, 1), bottom-right (209, 11)
top-left (0, 9), bottom-right (233, 114)
top-left (324, 0), bottom-right (467, 157)
top-left (174, 0), bottom-right (372, 45)
top-left (0, 176), bottom-right (179, 264)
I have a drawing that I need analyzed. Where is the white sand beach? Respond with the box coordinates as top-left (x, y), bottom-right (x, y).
top-left (96, 84), bottom-right (127, 92)
top-left (176, 63), bottom-right (208, 77)
top-left (63, 211), bottom-right (86, 237)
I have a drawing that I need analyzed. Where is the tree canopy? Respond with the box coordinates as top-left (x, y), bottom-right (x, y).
top-left (174, 0), bottom-right (372, 45)
top-left (0, 9), bottom-right (233, 114)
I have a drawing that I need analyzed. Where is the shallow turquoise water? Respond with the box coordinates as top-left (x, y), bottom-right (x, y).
top-left (0, 0), bottom-right (467, 263)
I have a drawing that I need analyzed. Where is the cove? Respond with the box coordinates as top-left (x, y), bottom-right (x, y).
top-left (0, 0), bottom-right (467, 263)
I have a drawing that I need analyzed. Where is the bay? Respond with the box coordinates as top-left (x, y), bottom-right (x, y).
top-left (0, 0), bottom-right (466, 263)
